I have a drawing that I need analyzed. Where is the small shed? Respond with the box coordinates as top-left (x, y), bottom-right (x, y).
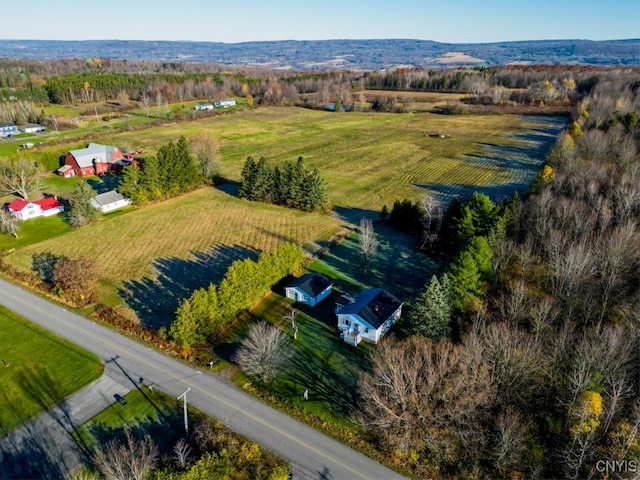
top-left (19, 124), bottom-right (45, 133)
top-left (195, 103), bottom-right (214, 111)
top-left (90, 190), bottom-right (131, 213)
top-left (215, 99), bottom-right (236, 108)
top-left (284, 273), bottom-right (333, 307)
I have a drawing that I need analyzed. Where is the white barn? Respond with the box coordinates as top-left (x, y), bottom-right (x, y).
top-left (91, 191), bottom-right (131, 213)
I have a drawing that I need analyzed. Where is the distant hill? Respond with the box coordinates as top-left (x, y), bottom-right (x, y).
top-left (1, 38), bottom-right (638, 70)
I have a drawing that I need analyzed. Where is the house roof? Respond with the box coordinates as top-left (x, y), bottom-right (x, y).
top-left (8, 197), bottom-right (61, 212)
top-left (337, 288), bottom-right (402, 329)
top-left (92, 190), bottom-right (126, 207)
top-left (69, 143), bottom-right (123, 168)
top-left (286, 273), bottom-right (332, 298)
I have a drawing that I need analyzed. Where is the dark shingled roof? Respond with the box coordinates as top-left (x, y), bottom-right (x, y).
top-left (337, 288), bottom-right (402, 329)
top-left (286, 273), bottom-right (332, 298)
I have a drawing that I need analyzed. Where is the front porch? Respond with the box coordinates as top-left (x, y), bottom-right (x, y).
top-left (341, 329), bottom-right (362, 346)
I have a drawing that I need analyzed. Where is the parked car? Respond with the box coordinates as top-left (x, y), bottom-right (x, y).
top-left (114, 393), bottom-right (127, 405)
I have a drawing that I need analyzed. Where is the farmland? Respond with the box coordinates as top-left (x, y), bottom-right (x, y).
top-left (1, 105), bottom-right (565, 319)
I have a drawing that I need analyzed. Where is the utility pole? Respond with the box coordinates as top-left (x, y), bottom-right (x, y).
top-left (177, 387), bottom-right (191, 435)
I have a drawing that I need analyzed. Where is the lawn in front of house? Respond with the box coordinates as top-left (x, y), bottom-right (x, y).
top-left (0, 306), bottom-right (103, 433)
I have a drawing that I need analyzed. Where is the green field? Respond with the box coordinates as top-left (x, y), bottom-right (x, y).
top-left (0, 306), bottom-right (103, 433)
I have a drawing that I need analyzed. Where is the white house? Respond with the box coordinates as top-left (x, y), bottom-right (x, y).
top-left (215, 99), bottom-right (236, 108)
top-left (336, 288), bottom-right (403, 346)
top-left (90, 190), bottom-right (131, 213)
top-left (0, 123), bottom-right (18, 137)
top-left (284, 273), bottom-right (333, 307)
top-left (7, 197), bottom-right (64, 221)
top-left (194, 103), bottom-right (214, 111)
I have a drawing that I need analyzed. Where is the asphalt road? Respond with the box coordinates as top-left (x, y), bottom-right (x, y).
top-left (0, 278), bottom-right (406, 480)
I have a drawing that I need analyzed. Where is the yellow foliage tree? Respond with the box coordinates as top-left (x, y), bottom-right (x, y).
top-left (246, 94), bottom-right (254, 107)
top-left (571, 390), bottom-right (603, 435)
top-left (241, 83), bottom-right (249, 95)
top-left (540, 165), bottom-right (555, 183)
top-left (568, 120), bottom-right (583, 138)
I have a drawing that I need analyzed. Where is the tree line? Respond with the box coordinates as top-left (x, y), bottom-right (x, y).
top-left (238, 156), bottom-right (328, 212)
top-left (358, 69), bottom-right (640, 479)
top-left (169, 243), bottom-right (306, 347)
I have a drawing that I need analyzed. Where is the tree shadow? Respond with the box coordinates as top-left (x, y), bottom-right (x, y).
top-left (119, 244), bottom-right (259, 330)
top-left (86, 173), bottom-right (121, 194)
top-left (331, 206), bottom-right (380, 225)
top-left (213, 179), bottom-right (240, 197)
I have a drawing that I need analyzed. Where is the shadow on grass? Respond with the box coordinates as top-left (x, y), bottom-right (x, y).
top-left (86, 174), bottom-right (121, 194)
top-left (120, 244), bottom-right (258, 331)
top-left (0, 365), bottom-right (93, 479)
top-left (332, 206), bottom-right (380, 225)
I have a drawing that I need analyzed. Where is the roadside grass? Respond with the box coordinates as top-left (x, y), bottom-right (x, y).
top-left (0, 306), bottom-right (103, 434)
top-left (72, 388), bottom-right (183, 451)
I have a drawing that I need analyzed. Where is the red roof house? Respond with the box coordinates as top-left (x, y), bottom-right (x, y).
top-left (7, 197), bottom-right (64, 221)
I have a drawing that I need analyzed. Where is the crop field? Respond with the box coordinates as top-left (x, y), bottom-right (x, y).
top-left (0, 306), bottom-right (103, 433)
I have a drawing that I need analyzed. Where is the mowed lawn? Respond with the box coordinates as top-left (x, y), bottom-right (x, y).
top-left (0, 306), bottom-right (103, 433)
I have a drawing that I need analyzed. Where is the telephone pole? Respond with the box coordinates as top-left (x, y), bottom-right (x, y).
top-left (177, 387), bottom-right (191, 435)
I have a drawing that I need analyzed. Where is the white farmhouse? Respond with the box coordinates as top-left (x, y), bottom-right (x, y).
top-left (336, 288), bottom-right (403, 346)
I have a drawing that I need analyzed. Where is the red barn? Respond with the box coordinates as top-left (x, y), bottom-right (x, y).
top-left (58, 143), bottom-right (136, 177)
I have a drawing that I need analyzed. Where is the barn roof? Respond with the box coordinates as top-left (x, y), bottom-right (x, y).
top-left (69, 143), bottom-right (123, 168)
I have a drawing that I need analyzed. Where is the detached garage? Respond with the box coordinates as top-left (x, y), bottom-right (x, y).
top-left (284, 273), bottom-right (333, 307)
top-left (91, 191), bottom-right (131, 213)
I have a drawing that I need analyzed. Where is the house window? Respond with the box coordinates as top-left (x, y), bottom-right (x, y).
top-left (344, 319), bottom-right (350, 326)
top-left (364, 327), bottom-right (369, 333)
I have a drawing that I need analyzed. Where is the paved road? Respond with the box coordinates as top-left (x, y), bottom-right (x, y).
top-left (0, 279), bottom-right (406, 480)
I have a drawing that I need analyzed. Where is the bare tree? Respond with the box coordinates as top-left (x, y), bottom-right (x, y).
top-left (173, 437), bottom-right (192, 469)
top-left (0, 210), bottom-right (19, 238)
top-left (420, 193), bottom-right (443, 250)
top-left (189, 134), bottom-right (220, 181)
top-left (138, 94), bottom-right (151, 117)
top-left (493, 407), bottom-right (528, 476)
top-left (358, 217), bottom-right (379, 272)
top-left (92, 430), bottom-right (158, 480)
top-left (0, 156), bottom-right (45, 199)
top-left (234, 321), bottom-right (293, 383)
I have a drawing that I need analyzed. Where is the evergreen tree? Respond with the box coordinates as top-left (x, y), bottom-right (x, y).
top-left (170, 298), bottom-right (201, 347)
top-left (68, 180), bottom-right (98, 227)
top-left (238, 156), bottom-right (257, 199)
top-left (405, 275), bottom-right (452, 340)
top-left (271, 165), bottom-right (284, 205)
top-left (141, 156), bottom-right (162, 200)
top-left (286, 157), bottom-right (306, 209)
top-left (299, 166), bottom-right (328, 212)
top-left (468, 236), bottom-right (493, 280)
top-left (175, 135), bottom-right (200, 191)
top-left (447, 248), bottom-right (483, 312)
top-left (118, 165), bottom-right (145, 204)
top-left (252, 157), bottom-right (273, 202)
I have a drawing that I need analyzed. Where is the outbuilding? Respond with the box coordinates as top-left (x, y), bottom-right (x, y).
top-left (284, 273), bottom-right (333, 307)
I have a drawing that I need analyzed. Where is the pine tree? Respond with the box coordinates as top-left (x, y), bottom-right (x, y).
top-left (68, 180), bottom-right (98, 227)
top-left (447, 248), bottom-right (483, 312)
top-left (299, 166), bottom-right (328, 212)
top-left (170, 298), bottom-right (201, 347)
top-left (118, 165), bottom-right (145, 204)
top-left (252, 157), bottom-right (273, 202)
top-left (238, 156), bottom-right (257, 199)
top-left (406, 275), bottom-right (452, 340)
top-left (141, 156), bottom-right (162, 200)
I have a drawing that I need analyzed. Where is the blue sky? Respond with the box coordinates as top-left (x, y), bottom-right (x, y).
top-left (1, 0), bottom-right (638, 43)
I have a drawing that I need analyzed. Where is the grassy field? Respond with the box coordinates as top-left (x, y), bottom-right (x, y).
top-left (0, 306), bottom-right (103, 433)
top-left (104, 107), bottom-right (564, 213)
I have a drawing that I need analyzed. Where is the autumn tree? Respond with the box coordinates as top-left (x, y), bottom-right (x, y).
top-left (189, 134), bottom-right (220, 181)
top-left (0, 156), bottom-right (46, 199)
top-left (234, 321), bottom-right (293, 383)
top-left (52, 255), bottom-right (99, 303)
top-left (92, 430), bottom-right (158, 480)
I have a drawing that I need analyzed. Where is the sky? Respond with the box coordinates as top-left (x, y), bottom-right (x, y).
top-left (1, 0), bottom-right (638, 44)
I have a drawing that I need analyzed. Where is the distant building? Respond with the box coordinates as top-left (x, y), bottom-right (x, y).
top-left (215, 99), bottom-right (236, 108)
top-left (19, 124), bottom-right (45, 133)
top-left (0, 123), bottom-right (18, 137)
top-left (195, 103), bottom-right (214, 111)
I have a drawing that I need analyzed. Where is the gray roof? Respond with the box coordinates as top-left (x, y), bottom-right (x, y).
top-left (69, 143), bottom-right (122, 168)
top-left (337, 288), bottom-right (402, 329)
top-left (92, 190), bottom-right (126, 207)
top-left (286, 273), bottom-right (332, 298)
